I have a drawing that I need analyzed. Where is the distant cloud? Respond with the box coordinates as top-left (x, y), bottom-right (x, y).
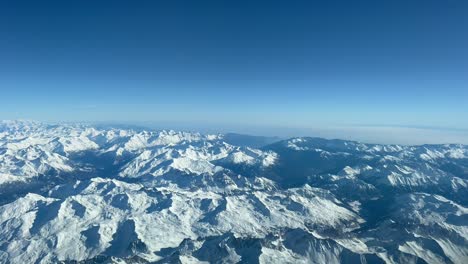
top-left (217, 124), bottom-right (468, 145)
top-left (300, 125), bottom-right (468, 145)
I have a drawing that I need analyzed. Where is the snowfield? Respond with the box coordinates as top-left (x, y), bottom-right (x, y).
top-left (0, 121), bottom-right (467, 263)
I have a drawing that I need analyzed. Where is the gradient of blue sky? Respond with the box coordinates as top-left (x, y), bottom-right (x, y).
top-left (0, 0), bottom-right (467, 139)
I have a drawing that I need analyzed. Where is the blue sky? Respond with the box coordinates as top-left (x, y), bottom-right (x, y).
top-left (0, 0), bottom-right (467, 143)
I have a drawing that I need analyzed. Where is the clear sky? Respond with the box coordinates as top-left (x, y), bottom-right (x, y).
top-left (0, 0), bottom-right (467, 143)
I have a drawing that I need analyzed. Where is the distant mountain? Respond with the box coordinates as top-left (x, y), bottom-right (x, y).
top-left (222, 133), bottom-right (282, 148)
top-left (0, 121), bottom-right (467, 263)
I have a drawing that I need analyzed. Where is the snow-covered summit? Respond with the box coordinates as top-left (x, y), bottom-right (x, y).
top-left (0, 122), bottom-right (467, 263)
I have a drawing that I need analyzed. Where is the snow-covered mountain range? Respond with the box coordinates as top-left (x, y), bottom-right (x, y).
top-left (0, 121), bottom-right (467, 263)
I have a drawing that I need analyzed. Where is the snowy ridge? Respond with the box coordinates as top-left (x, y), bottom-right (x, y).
top-left (0, 121), bottom-right (467, 263)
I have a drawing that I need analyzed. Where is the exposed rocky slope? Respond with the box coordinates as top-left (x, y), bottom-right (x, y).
top-left (0, 121), bottom-right (467, 263)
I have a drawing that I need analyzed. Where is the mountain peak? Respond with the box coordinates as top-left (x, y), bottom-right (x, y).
top-left (0, 121), bottom-right (467, 263)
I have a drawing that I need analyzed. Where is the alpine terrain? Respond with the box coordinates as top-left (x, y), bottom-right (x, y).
top-left (0, 120), bottom-right (467, 264)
